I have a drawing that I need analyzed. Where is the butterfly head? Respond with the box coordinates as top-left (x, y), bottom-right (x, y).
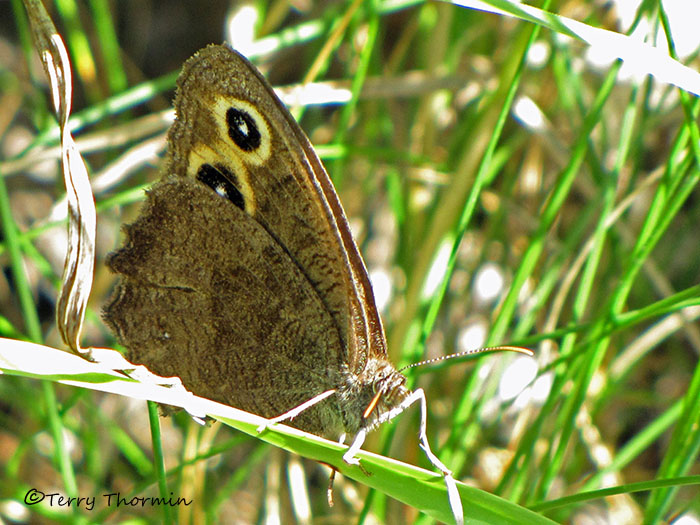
top-left (337, 357), bottom-right (410, 434)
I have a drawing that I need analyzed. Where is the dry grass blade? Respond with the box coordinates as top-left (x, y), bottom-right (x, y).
top-left (23, 0), bottom-right (96, 355)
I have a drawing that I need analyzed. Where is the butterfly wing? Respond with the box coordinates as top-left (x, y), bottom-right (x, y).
top-left (165, 45), bottom-right (387, 374)
top-left (104, 44), bottom-right (392, 437)
top-left (105, 179), bottom-right (347, 436)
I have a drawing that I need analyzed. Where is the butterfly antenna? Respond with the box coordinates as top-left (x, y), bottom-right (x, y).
top-left (398, 345), bottom-right (533, 372)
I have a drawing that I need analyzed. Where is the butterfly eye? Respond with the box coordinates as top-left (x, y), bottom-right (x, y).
top-left (227, 107), bottom-right (261, 151)
top-left (196, 163), bottom-right (245, 211)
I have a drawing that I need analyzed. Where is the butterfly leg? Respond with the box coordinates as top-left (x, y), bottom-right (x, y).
top-left (327, 467), bottom-right (337, 506)
top-left (256, 389), bottom-right (337, 433)
top-left (412, 388), bottom-right (464, 525)
top-left (344, 388), bottom-right (465, 525)
top-left (342, 428), bottom-right (366, 465)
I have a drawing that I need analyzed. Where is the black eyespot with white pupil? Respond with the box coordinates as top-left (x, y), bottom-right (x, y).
top-left (227, 107), bottom-right (261, 151)
top-left (197, 164), bottom-right (245, 211)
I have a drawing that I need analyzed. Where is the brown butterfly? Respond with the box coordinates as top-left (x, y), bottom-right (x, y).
top-left (104, 44), bottom-right (463, 524)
